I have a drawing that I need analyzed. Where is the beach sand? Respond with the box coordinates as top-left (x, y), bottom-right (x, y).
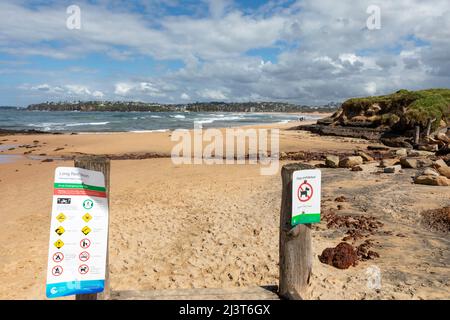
top-left (0, 120), bottom-right (448, 299)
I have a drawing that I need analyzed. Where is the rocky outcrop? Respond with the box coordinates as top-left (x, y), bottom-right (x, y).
top-left (297, 89), bottom-right (450, 153)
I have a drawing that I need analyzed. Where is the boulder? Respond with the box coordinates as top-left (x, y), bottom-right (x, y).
top-left (434, 159), bottom-right (450, 178)
top-left (380, 136), bottom-right (413, 148)
top-left (434, 159), bottom-right (448, 167)
top-left (384, 165), bottom-right (402, 173)
top-left (339, 156), bottom-right (363, 168)
top-left (436, 132), bottom-right (450, 144)
top-left (400, 157), bottom-right (418, 169)
top-left (394, 148), bottom-right (408, 157)
top-left (408, 150), bottom-right (435, 157)
top-left (417, 158), bottom-right (433, 168)
top-left (422, 168), bottom-right (440, 176)
top-left (355, 151), bottom-right (374, 162)
top-left (418, 144), bottom-right (438, 152)
top-left (380, 158), bottom-right (400, 167)
top-left (414, 175), bottom-right (450, 186)
top-left (325, 155), bottom-right (340, 168)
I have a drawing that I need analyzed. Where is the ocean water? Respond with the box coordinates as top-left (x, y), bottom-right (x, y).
top-left (0, 109), bottom-right (320, 133)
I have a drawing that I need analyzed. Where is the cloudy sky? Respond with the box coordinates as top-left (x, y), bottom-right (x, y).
top-left (0, 0), bottom-right (449, 106)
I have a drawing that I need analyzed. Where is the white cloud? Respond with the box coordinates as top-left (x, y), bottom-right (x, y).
top-left (365, 82), bottom-right (377, 95)
top-left (4, 0), bottom-right (450, 105)
top-left (197, 89), bottom-right (228, 100)
top-left (26, 83), bottom-right (104, 99)
top-left (114, 83), bottom-right (133, 95)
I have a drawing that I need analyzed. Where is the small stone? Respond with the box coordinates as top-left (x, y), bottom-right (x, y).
top-left (384, 165), bottom-right (401, 173)
top-left (380, 158), bottom-right (400, 168)
top-left (334, 196), bottom-right (347, 202)
top-left (356, 151), bottom-right (374, 162)
top-left (339, 156), bottom-right (363, 168)
top-left (400, 157), bottom-right (418, 169)
top-left (351, 165), bottom-right (363, 171)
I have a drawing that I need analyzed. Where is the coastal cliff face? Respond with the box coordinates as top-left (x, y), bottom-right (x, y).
top-left (299, 89), bottom-right (450, 148)
top-left (325, 89), bottom-right (449, 131)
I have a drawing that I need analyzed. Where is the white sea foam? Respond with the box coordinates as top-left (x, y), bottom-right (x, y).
top-left (65, 122), bottom-right (109, 127)
top-left (129, 129), bottom-right (169, 133)
top-left (170, 115), bottom-right (185, 119)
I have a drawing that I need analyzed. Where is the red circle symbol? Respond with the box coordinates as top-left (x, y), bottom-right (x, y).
top-left (52, 265), bottom-right (63, 276)
top-left (79, 251), bottom-right (90, 262)
top-left (79, 264), bottom-right (89, 274)
top-left (297, 181), bottom-right (313, 202)
top-left (52, 252), bottom-right (64, 263)
top-left (80, 238), bottom-right (91, 249)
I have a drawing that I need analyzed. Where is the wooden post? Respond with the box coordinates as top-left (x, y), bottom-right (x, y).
top-left (279, 163), bottom-right (314, 300)
top-left (414, 125), bottom-right (420, 145)
top-left (74, 156), bottom-right (111, 301)
top-left (426, 118), bottom-right (437, 137)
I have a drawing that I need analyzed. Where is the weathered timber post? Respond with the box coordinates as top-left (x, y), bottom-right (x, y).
top-left (414, 125), bottom-right (420, 145)
top-left (279, 163), bottom-right (314, 300)
top-left (426, 118), bottom-right (437, 137)
top-left (74, 156), bottom-right (111, 301)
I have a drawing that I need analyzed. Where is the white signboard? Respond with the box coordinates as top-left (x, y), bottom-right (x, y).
top-left (46, 167), bottom-right (109, 298)
top-left (292, 169), bottom-right (321, 225)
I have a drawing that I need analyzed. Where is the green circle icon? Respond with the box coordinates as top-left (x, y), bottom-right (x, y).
top-left (83, 199), bottom-right (94, 210)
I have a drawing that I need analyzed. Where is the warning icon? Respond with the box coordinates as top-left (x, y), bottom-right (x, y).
top-left (80, 238), bottom-right (91, 249)
top-left (79, 264), bottom-right (89, 274)
top-left (56, 213), bottom-right (66, 223)
top-left (55, 226), bottom-right (65, 236)
top-left (79, 251), bottom-right (90, 262)
top-left (81, 226), bottom-right (91, 235)
top-left (52, 252), bottom-right (64, 263)
top-left (82, 213), bottom-right (92, 223)
top-left (52, 265), bottom-right (63, 276)
top-left (54, 239), bottom-right (64, 249)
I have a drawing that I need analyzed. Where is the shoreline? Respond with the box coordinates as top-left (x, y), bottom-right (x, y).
top-left (0, 111), bottom-right (328, 136)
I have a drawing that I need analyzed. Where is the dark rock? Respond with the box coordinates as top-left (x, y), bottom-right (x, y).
top-left (319, 242), bottom-right (358, 269)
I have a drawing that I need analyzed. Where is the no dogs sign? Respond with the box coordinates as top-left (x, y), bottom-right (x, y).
top-left (292, 169), bottom-right (321, 225)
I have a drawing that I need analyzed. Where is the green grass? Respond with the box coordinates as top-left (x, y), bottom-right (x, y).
top-left (341, 88), bottom-right (450, 130)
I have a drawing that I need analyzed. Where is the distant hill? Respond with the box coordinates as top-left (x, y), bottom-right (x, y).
top-left (26, 101), bottom-right (339, 113)
top-left (0, 106), bottom-right (21, 110)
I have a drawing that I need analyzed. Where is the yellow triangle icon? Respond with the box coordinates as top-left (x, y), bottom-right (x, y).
top-left (81, 226), bottom-right (91, 235)
top-left (54, 239), bottom-right (64, 249)
top-left (55, 226), bottom-right (65, 236)
top-left (82, 213), bottom-right (92, 223)
top-left (56, 213), bottom-right (66, 223)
